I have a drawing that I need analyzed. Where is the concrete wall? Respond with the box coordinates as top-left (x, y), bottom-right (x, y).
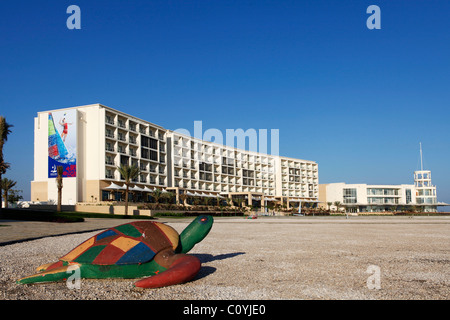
top-left (30, 181), bottom-right (48, 202)
top-left (75, 204), bottom-right (151, 216)
top-left (318, 184), bottom-right (327, 209)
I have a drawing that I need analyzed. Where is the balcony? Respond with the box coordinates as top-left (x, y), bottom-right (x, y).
top-left (129, 137), bottom-right (137, 144)
top-left (117, 120), bottom-right (126, 129)
top-left (105, 132), bottom-right (115, 139)
top-left (106, 117), bottom-right (115, 126)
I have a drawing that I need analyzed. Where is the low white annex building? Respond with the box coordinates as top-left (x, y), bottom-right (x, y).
top-left (319, 169), bottom-right (446, 213)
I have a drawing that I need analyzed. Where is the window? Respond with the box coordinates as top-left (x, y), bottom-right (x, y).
top-left (141, 148), bottom-right (158, 161)
top-left (120, 155), bottom-right (129, 166)
top-left (343, 188), bottom-right (357, 204)
top-left (199, 162), bottom-right (212, 172)
top-left (406, 189), bottom-right (412, 204)
top-left (141, 136), bottom-right (158, 150)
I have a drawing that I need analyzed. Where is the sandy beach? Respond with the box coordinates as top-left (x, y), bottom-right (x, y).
top-left (1, 216), bottom-right (449, 300)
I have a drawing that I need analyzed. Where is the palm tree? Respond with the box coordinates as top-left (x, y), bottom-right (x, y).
top-left (333, 201), bottom-right (341, 212)
top-left (235, 197), bottom-right (244, 208)
top-left (152, 188), bottom-right (162, 205)
top-left (1, 178), bottom-right (16, 209)
top-left (203, 196), bottom-right (211, 206)
top-left (56, 166), bottom-right (64, 212)
top-left (116, 164), bottom-right (140, 215)
top-left (179, 192), bottom-right (188, 207)
top-left (161, 190), bottom-right (174, 204)
top-left (327, 202), bottom-right (332, 210)
top-left (0, 117), bottom-right (13, 211)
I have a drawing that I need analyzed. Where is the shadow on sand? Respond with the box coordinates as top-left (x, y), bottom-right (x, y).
top-left (192, 252), bottom-right (246, 281)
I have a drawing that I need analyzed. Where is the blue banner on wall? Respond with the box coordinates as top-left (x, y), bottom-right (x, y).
top-left (48, 110), bottom-right (77, 178)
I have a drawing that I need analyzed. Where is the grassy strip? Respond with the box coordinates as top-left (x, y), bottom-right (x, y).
top-left (0, 209), bottom-right (155, 223)
top-left (0, 209), bottom-right (84, 223)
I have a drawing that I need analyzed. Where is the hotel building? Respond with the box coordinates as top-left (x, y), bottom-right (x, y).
top-left (319, 169), bottom-right (446, 213)
top-left (31, 104), bottom-right (319, 208)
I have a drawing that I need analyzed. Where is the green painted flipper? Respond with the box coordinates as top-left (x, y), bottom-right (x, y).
top-left (17, 260), bottom-right (167, 285)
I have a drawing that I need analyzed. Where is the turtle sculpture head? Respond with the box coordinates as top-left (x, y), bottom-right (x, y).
top-left (178, 215), bottom-right (214, 254)
top-left (17, 215), bottom-right (214, 289)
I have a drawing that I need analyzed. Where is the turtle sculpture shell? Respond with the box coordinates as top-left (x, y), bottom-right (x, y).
top-left (62, 221), bottom-right (179, 265)
top-left (17, 215), bottom-right (214, 288)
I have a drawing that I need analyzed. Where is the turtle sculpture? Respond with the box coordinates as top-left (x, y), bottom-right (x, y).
top-left (17, 215), bottom-right (213, 288)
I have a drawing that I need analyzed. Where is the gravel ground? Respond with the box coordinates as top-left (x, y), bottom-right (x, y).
top-left (1, 216), bottom-right (449, 300)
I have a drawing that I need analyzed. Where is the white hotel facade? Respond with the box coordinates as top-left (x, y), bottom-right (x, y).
top-left (319, 170), bottom-right (445, 213)
top-left (31, 104), bottom-right (319, 208)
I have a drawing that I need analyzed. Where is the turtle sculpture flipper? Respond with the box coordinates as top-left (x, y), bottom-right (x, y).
top-left (134, 252), bottom-right (201, 288)
top-left (17, 215), bottom-right (213, 288)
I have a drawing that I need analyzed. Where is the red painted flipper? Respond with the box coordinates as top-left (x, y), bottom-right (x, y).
top-left (134, 254), bottom-right (201, 288)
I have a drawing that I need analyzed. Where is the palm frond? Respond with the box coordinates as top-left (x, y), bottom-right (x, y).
top-left (0, 117), bottom-right (13, 142)
top-left (1, 178), bottom-right (17, 191)
top-left (116, 164), bottom-right (140, 184)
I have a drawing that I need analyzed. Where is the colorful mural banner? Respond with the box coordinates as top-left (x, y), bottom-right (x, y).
top-left (48, 110), bottom-right (77, 178)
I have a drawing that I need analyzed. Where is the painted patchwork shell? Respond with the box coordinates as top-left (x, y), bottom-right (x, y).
top-left (61, 221), bottom-right (179, 265)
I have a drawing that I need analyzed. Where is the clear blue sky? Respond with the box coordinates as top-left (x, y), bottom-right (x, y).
top-left (1, 1), bottom-right (449, 207)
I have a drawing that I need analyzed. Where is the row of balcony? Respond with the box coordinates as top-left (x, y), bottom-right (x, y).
top-left (106, 156), bottom-right (166, 172)
top-left (283, 169), bottom-right (318, 176)
top-left (281, 160), bottom-right (318, 171)
top-left (173, 140), bottom-right (276, 165)
top-left (173, 179), bottom-right (276, 195)
top-left (282, 186), bottom-right (318, 192)
top-left (105, 170), bottom-right (166, 186)
top-left (173, 153), bottom-right (275, 171)
top-left (173, 164), bottom-right (275, 180)
top-left (283, 176), bottom-right (318, 183)
top-left (106, 145), bottom-right (166, 162)
top-left (105, 114), bottom-right (165, 140)
top-left (106, 144), bottom-right (139, 157)
top-left (174, 172), bottom-right (276, 187)
top-left (282, 191), bottom-right (317, 198)
top-left (106, 131), bottom-right (166, 152)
